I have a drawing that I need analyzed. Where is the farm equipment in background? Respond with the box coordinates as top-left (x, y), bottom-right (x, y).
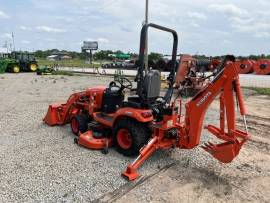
top-left (234, 59), bottom-right (256, 74)
top-left (36, 65), bottom-right (55, 75)
top-left (0, 51), bottom-right (38, 73)
top-left (44, 23), bottom-right (250, 181)
top-left (102, 60), bottom-right (136, 70)
top-left (174, 55), bottom-right (211, 97)
top-left (0, 53), bottom-right (20, 73)
top-left (109, 53), bottom-right (131, 60)
top-left (253, 59), bottom-right (270, 75)
top-left (12, 52), bottom-right (38, 72)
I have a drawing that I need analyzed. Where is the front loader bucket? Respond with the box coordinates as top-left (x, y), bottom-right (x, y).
top-left (202, 141), bottom-right (243, 163)
top-left (43, 103), bottom-right (64, 126)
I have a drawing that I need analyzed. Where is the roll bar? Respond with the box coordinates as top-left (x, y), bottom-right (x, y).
top-left (136, 23), bottom-right (178, 103)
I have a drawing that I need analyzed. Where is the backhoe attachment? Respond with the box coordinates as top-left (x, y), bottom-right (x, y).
top-left (123, 56), bottom-right (251, 181)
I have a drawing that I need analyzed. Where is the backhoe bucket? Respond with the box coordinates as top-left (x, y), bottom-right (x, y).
top-left (202, 141), bottom-right (243, 163)
top-left (43, 103), bottom-right (64, 126)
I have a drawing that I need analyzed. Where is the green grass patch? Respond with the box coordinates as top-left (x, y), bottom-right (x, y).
top-left (243, 87), bottom-right (270, 96)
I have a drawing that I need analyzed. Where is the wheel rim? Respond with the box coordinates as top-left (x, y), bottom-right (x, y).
top-left (240, 64), bottom-right (246, 69)
top-left (13, 66), bottom-right (20, 73)
top-left (260, 64), bottom-right (267, 70)
top-left (71, 118), bottom-right (79, 134)
top-left (30, 64), bottom-right (37, 71)
top-left (117, 129), bottom-right (132, 149)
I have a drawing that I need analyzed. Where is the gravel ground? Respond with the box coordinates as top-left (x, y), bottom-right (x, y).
top-left (0, 73), bottom-right (181, 202)
top-left (0, 73), bottom-right (269, 202)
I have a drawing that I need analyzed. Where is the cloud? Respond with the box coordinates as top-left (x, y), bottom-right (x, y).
top-left (187, 12), bottom-right (207, 20)
top-left (254, 32), bottom-right (270, 38)
top-left (36, 26), bottom-right (66, 33)
top-left (1, 0), bottom-right (270, 55)
top-left (1, 33), bottom-right (12, 40)
top-left (0, 10), bottom-right (9, 19)
top-left (190, 22), bottom-right (200, 28)
top-left (19, 26), bottom-right (32, 31)
top-left (98, 37), bottom-right (109, 43)
top-left (21, 40), bottom-right (30, 44)
top-left (20, 25), bottom-right (66, 33)
top-left (208, 4), bottom-right (247, 17)
top-left (207, 3), bottom-right (270, 39)
top-left (84, 37), bottom-right (109, 43)
top-left (228, 12), bottom-right (270, 38)
top-left (45, 38), bottom-right (57, 42)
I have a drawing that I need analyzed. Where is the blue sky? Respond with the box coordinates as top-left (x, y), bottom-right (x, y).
top-left (0, 0), bottom-right (270, 56)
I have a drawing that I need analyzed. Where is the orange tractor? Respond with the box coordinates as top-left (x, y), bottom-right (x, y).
top-left (44, 23), bottom-right (250, 180)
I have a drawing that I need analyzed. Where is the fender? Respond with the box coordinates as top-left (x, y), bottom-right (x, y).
top-left (113, 107), bottom-right (153, 125)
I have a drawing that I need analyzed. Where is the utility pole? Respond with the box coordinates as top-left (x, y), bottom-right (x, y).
top-left (144, 0), bottom-right (149, 72)
top-left (4, 41), bottom-right (8, 53)
top-left (12, 32), bottom-right (15, 51)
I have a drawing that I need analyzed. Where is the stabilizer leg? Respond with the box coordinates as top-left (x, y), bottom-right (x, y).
top-left (122, 137), bottom-right (158, 181)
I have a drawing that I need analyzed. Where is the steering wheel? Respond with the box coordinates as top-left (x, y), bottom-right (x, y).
top-left (119, 77), bottom-right (132, 89)
top-left (109, 77), bottom-right (133, 91)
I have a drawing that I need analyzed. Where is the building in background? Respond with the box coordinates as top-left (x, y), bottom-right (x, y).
top-left (46, 51), bottom-right (72, 61)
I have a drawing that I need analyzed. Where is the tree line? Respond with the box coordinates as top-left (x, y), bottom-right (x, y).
top-left (33, 49), bottom-right (270, 61)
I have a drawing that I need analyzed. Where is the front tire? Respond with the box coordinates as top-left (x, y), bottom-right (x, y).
top-left (113, 119), bottom-right (150, 157)
top-left (70, 114), bottom-right (89, 136)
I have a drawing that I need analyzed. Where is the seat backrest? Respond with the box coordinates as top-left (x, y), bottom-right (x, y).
top-left (143, 70), bottom-right (161, 99)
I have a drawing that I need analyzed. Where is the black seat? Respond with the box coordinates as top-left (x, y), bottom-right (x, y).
top-left (101, 88), bottom-right (124, 113)
top-left (123, 70), bottom-right (161, 109)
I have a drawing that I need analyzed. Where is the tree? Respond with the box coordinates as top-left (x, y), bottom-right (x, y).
top-left (148, 52), bottom-right (162, 61)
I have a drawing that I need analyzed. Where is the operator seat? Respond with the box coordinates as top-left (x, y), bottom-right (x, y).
top-left (101, 87), bottom-right (124, 114)
top-left (126, 70), bottom-right (161, 108)
top-left (143, 69), bottom-right (161, 100)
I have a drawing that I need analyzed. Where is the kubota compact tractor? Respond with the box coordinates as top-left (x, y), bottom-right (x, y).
top-left (44, 23), bottom-right (250, 180)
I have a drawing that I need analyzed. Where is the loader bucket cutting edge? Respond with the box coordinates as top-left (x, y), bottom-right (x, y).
top-left (202, 141), bottom-right (243, 163)
top-left (43, 103), bottom-right (64, 126)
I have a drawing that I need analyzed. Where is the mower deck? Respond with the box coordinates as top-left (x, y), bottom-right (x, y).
top-left (77, 130), bottom-right (113, 150)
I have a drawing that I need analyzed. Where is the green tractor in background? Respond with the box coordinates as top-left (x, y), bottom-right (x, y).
top-left (0, 54), bottom-right (20, 73)
top-left (11, 52), bottom-right (38, 72)
top-left (0, 51), bottom-right (38, 73)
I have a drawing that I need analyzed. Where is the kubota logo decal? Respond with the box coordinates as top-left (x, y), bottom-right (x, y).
top-left (196, 92), bottom-right (212, 107)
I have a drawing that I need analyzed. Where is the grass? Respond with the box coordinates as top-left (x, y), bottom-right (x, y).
top-left (37, 58), bottom-right (101, 68)
top-left (243, 87), bottom-right (270, 96)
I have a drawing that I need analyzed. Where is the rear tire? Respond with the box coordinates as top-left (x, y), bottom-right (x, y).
top-left (70, 114), bottom-right (89, 136)
top-left (10, 65), bottom-right (20, 73)
top-left (113, 119), bottom-right (150, 157)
